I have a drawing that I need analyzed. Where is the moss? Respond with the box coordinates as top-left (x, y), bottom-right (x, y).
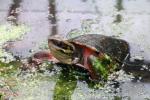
top-left (90, 54), bottom-right (118, 80)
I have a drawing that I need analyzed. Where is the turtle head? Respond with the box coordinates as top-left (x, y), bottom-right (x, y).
top-left (48, 35), bottom-right (78, 64)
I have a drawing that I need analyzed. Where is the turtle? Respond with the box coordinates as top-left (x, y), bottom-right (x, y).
top-left (47, 34), bottom-right (130, 79)
top-left (30, 34), bottom-right (150, 80)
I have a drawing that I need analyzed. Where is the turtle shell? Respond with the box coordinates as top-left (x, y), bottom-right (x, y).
top-left (68, 34), bottom-right (129, 63)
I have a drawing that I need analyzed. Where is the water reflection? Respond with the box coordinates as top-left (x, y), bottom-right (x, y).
top-left (7, 0), bottom-right (22, 25)
top-left (115, 0), bottom-right (123, 11)
top-left (114, 14), bottom-right (122, 23)
top-left (48, 0), bottom-right (57, 36)
top-left (114, 0), bottom-right (123, 23)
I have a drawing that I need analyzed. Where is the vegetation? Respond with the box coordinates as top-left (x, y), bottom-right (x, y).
top-left (53, 67), bottom-right (77, 100)
top-left (0, 23), bottom-right (28, 62)
top-left (90, 54), bottom-right (118, 80)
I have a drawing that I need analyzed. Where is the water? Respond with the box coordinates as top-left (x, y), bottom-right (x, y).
top-left (0, 0), bottom-right (150, 100)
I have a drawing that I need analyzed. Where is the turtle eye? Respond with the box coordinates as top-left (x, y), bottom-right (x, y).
top-left (59, 49), bottom-right (72, 55)
top-left (50, 39), bottom-right (73, 50)
top-left (50, 39), bottom-right (65, 48)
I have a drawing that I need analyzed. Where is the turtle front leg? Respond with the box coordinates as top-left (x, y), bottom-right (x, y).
top-left (29, 51), bottom-right (59, 65)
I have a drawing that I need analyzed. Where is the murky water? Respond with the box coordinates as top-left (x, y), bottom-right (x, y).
top-left (0, 0), bottom-right (150, 100)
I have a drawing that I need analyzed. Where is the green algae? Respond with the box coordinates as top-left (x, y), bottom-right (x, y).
top-left (53, 67), bottom-right (77, 100)
top-left (0, 61), bottom-right (21, 77)
top-left (0, 60), bottom-right (59, 100)
top-left (0, 23), bottom-right (29, 62)
top-left (13, 72), bottom-right (58, 100)
top-left (114, 96), bottom-right (122, 100)
top-left (0, 24), bottom-right (28, 44)
top-left (90, 54), bottom-right (118, 80)
top-left (0, 93), bottom-right (4, 100)
top-left (0, 23), bottom-right (29, 76)
top-left (0, 23), bottom-right (29, 99)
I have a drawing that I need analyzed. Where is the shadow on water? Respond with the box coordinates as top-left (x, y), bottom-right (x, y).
top-left (123, 60), bottom-right (150, 82)
top-left (48, 0), bottom-right (58, 36)
top-left (114, 0), bottom-right (123, 23)
top-left (114, 14), bottom-right (122, 23)
top-left (7, 0), bottom-right (22, 25)
top-left (115, 0), bottom-right (123, 11)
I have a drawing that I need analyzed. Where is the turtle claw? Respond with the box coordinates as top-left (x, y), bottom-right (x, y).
top-left (72, 57), bottom-right (80, 64)
top-left (75, 63), bottom-right (89, 70)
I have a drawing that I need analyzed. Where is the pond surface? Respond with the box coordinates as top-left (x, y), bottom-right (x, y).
top-left (0, 0), bottom-right (150, 100)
